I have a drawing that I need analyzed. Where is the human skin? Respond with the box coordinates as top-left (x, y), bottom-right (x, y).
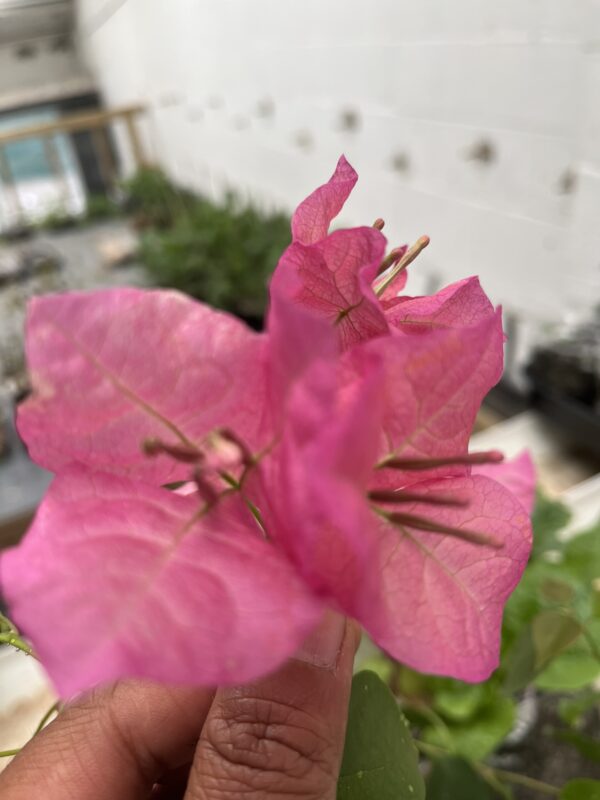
top-left (0, 615), bottom-right (359, 800)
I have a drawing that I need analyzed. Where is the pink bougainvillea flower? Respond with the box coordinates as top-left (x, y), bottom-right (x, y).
top-left (272, 156), bottom-right (389, 348)
top-left (473, 450), bottom-right (537, 516)
top-left (272, 226), bottom-right (389, 348)
top-left (272, 157), bottom-right (499, 348)
top-left (254, 318), bottom-right (532, 681)
top-left (1, 156), bottom-right (533, 695)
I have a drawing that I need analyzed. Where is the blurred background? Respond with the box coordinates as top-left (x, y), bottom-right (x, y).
top-left (0, 2), bottom-right (599, 795)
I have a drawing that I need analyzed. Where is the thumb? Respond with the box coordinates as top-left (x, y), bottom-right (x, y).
top-left (0, 681), bottom-right (215, 800)
top-left (184, 612), bottom-right (360, 800)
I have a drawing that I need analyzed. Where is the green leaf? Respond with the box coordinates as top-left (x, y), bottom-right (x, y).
top-left (592, 580), bottom-right (600, 618)
top-left (558, 691), bottom-right (600, 726)
top-left (556, 729), bottom-right (600, 763)
top-left (532, 611), bottom-right (583, 668)
top-left (433, 683), bottom-right (488, 723)
top-left (531, 490), bottom-right (571, 557)
top-left (337, 671), bottom-right (425, 800)
top-left (426, 756), bottom-right (496, 800)
top-left (425, 694), bottom-right (515, 761)
top-left (505, 611), bottom-right (583, 692)
top-left (356, 655), bottom-right (394, 685)
top-left (560, 779), bottom-right (600, 799)
top-left (540, 578), bottom-right (576, 604)
top-left (562, 523), bottom-right (600, 585)
top-left (504, 626), bottom-right (537, 693)
top-left (535, 650), bottom-right (600, 691)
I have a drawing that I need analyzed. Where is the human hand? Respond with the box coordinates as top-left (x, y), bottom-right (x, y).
top-left (0, 614), bottom-right (358, 799)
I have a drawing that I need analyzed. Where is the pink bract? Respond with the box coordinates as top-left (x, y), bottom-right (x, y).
top-left (17, 289), bottom-right (268, 485)
top-left (0, 155), bottom-right (534, 696)
top-left (272, 157), bottom-right (499, 349)
top-left (474, 450), bottom-right (537, 516)
top-left (291, 154), bottom-right (357, 245)
top-left (1, 468), bottom-right (321, 696)
top-left (254, 320), bottom-right (531, 681)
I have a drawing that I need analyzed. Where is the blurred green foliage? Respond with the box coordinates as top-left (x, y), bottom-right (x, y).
top-left (122, 166), bottom-right (291, 323)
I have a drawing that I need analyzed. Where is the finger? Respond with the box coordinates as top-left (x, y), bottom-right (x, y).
top-left (185, 613), bottom-right (360, 800)
top-left (0, 680), bottom-right (215, 800)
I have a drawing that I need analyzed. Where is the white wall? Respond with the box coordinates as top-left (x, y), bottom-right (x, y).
top-left (76, 0), bottom-right (600, 339)
top-left (0, 41), bottom-right (93, 111)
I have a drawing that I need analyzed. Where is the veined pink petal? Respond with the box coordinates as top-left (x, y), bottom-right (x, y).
top-left (364, 474), bottom-right (532, 681)
top-left (18, 289), bottom-right (267, 484)
top-left (266, 282), bottom-right (339, 420)
top-left (0, 468), bottom-right (321, 697)
top-left (271, 227), bottom-right (388, 348)
top-left (253, 357), bottom-right (386, 616)
top-left (383, 276), bottom-right (496, 334)
top-left (352, 310), bottom-right (504, 487)
top-left (291, 155), bottom-right (358, 244)
top-left (473, 450), bottom-right (536, 516)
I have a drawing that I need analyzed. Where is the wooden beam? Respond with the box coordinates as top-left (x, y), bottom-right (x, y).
top-left (0, 105), bottom-right (145, 146)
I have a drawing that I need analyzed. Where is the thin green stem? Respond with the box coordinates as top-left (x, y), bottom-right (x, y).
top-left (0, 748), bottom-right (21, 758)
top-left (219, 469), bottom-right (268, 537)
top-left (482, 765), bottom-right (560, 797)
top-left (35, 701), bottom-right (60, 734)
top-left (414, 739), bottom-right (560, 797)
top-left (0, 633), bottom-right (37, 659)
top-left (0, 611), bottom-right (16, 634)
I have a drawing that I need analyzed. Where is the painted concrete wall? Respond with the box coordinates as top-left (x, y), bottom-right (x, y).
top-left (76, 0), bottom-right (600, 346)
top-left (0, 40), bottom-right (92, 111)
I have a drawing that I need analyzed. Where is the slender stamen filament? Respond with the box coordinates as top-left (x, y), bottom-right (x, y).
top-left (374, 234), bottom-right (430, 295)
top-left (377, 450), bottom-right (504, 471)
top-left (143, 438), bottom-right (204, 463)
top-left (367, 489), bottom-right (469, 507)
top-left (376, 245), bottom-right (408, 277)
top-left (143, 429), bottom-right (268, 537)
top-left (192, 469), bottom-right (220, 507)
top-left (380, 510), bottom-right (503, 549)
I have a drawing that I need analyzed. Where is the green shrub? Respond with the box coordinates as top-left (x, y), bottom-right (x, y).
top-left (137, 183), bottom-right (290, 323)
top-left (121, 167), bottom-right (192, 230)
top-left (85, 194), bottom-right (120, 222)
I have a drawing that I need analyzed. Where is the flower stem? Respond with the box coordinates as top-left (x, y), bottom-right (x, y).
top-left (414, 739), bottom-right (560, 796)
top-left (35, 701), bottom-right (61, 734)
top-left (483, 765), bottom-right (560, 797)
top-left (0, 748), bottom-right (21, 758)
top-left (0, 632), bottom-right (37, 659)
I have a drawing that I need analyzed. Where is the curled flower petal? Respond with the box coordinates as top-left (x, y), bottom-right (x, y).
top-left (0, 468), bottom-right (321, 697)
top-left (383, 276), bottom-right (496, 334)
top-left (18, 289), bottom-right (267, 484)
top-left (291, 154), bottom-right (357, 244)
